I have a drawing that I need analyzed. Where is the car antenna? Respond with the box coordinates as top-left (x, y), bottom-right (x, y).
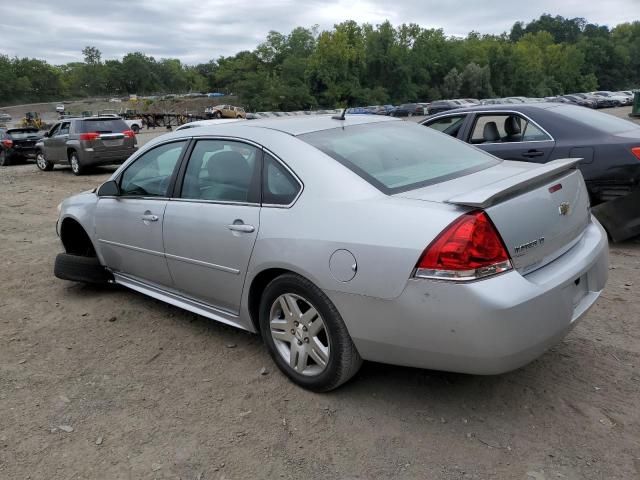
top-left (332, 107), bottom-right (347, 120)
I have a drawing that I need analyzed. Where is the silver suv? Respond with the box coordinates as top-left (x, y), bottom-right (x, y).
top-left (35, 116), bottom-right (137, 175)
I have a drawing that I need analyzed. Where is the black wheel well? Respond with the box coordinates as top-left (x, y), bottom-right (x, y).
top-left (67, 148), bottom-right (76, 159)
top-left (60, 218), bottom-right (96, 257)
top-left (248, 268), bottom-right (291, 333)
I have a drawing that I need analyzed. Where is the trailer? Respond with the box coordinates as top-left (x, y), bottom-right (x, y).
top-left (120, 110), bottom-right (208, 130)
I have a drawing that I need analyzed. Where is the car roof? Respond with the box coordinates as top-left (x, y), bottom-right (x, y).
top-left (234, 114), bottom-right (398, 136)
top-left (431, 103), bottom-right (560, 115)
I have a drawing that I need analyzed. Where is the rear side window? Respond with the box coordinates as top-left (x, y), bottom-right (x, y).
top-left (262, 154), bottom-right (300, 205)
top-left (77, 118), bottom-right (128, 133)
top-left (180, 139), bottom-right (260, 203)
top-left (300, 122), bottom-right (498, 194)
top-left (469, 114), bottom-right (551, 144)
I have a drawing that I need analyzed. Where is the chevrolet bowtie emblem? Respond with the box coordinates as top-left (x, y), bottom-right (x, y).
top-left (558, 202), bottom-right (570, 216)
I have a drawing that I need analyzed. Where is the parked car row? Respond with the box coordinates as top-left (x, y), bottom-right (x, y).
top-left (547, 91), bottom-right (634, 109)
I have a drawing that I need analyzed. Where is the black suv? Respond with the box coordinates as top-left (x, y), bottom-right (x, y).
top-left (1, 127), bottom-right (43, 166)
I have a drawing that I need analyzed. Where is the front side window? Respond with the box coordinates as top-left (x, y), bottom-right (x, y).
top-left (300, 122), bottom-right (498, 194)
top-left (48, 124), bottom-right (61, 137)
top-left (59, 122), bottom-right (70, 135)
top-left (425, 115), bottom-right (467, 137)
top-left (120, 141), bottom-right (186, 197)
top-left (181, 139), bottom-right (260, 203)
top-left (263, 154), bottom-right (300, 205)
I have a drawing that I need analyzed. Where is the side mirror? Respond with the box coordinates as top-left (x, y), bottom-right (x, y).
top-left (97, 180), bottom-right (120, 197)
top-left (44, 132), bottom-right (50, 138)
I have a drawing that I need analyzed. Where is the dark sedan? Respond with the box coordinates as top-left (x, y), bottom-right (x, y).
top-left (389, 103), bottom-right (422, 117)
top-left (554, 95), bottom-right (597, 109)
top-left (427, 100), bottom-right (463, 115)
top-left (0, 127), bottom-right (43, 166)
top-left (421, 103), bottom-right (640, 241)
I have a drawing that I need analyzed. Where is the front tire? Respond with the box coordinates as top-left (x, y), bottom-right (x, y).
top-left (69, 151), bottom-right (85, 176)
top-left (259, 273), bottom-right (362, 392)
top-left (54, 253), bottom-right (113, 284)
top-left (131, 124), bottom-right (140, 134)
top-left (35, 151), bottom-right (53, 171)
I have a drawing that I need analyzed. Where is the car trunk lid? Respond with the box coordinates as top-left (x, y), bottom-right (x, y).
top-left (397, 158), bottom-right (591, 275)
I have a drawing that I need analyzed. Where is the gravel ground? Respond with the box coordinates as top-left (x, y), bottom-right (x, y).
top-left (0, 116), bottom-right (639, 480)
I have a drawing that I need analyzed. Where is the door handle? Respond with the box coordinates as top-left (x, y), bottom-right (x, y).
top-left (141, 214), bottom-right (159, 222)
top-left (522, 150), bottom-right (544, 158)
top-left (227, 224), bottom-right (255, 233)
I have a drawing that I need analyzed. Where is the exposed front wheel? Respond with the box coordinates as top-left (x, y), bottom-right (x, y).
top-left (131, 124), bottom-right (140, 134)
top-left (259, 273), bottom-right (362, 391)
top-left (69, 151), bottom-right (85, 176)
top-left (35, 151), bottom-right (53, 171)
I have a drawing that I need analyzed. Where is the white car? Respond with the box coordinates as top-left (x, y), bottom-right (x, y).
top-left (175, 118), bottom-right (244, 131)
top-left (55, 104), bottom-right (65, 113)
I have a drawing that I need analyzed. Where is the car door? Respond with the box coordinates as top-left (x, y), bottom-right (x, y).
top-left (95, 140), bottom-right (188, 287)
top-left (43, 123), bottom-right (61, 161)
top-left (466, 112), bottom-right (556, 164)
top-left (51, 121), bottom-right (71, 161)
top-left (162, 139), bottom-right (262, 314)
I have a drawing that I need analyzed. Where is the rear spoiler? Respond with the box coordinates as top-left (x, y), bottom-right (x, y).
top-left (446, 158), bottom-right (581, 208)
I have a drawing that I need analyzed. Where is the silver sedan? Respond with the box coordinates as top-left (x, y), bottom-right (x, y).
top-left (54, 115), bottom-right (608, 391)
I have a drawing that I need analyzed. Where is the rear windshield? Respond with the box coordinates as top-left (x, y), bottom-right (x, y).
top-left (77, 118), bottom-right (128, 133)
top-left (299, 121), bottom-right (499, 194)
top-left (551, 105), bottom-right (638, 133)
top-left (7, 128), bottom-right (40, 139)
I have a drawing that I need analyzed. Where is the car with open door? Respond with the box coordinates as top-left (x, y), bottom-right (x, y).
top-left (54, 115), bottom-right (608, 391)
top-left (35, 116), bottom-right (137, 175)
top-left (422, 103), bottom-right (640, 241)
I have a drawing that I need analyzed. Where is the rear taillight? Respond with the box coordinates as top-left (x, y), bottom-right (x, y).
top-left (123, 129), bottom-right (135, 138)
top-left (80, 132), bottom-right (100, 141)
top-left (414, 210), bottom-right (512, 281)
top-left (631, 147), bottom-right (640, 160)
top-left (2, 139), bottom-right (13, 148)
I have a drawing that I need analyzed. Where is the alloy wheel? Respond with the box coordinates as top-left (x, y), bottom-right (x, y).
top-left (36, 152), bottom-right (47, 170)
top-left (70, 154), bottom-right (79, 174)
top-left (269, 293), bottom-right (330, 376)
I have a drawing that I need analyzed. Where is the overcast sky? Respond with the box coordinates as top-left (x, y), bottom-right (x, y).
top-left (1, 0), bottom-right (638, 65)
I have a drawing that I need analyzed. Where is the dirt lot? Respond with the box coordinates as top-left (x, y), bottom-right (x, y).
top-left (1, 123), bottom-right (640, 480)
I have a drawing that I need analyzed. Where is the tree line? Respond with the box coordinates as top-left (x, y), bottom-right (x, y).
top-left (1, 14), bottom-right (639, 110)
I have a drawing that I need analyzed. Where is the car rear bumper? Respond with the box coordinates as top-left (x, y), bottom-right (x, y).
top-left (327, 218), bottom-right (608, 374)
top-left (79, 147), bottom-right (137, 166)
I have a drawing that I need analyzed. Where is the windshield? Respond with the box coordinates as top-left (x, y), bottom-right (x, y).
top-left (299, 121), bottom-right (499, 194)
top-left (552, 105), bottom-right (638, 134)
top-left (7, 128), bottom-right (40, 139)
top-left (78, 118), bottom-right (128, 133)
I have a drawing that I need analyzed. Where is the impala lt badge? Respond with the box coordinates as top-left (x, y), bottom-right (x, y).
top-left (514, 237), bottom-right (545, 255)
top-left (558, 202), bottom-right (571, 216)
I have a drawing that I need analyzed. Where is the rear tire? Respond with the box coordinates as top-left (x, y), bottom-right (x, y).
top-left (259, 273), bottom-right (362, 392)
top-left (69, 151), bottom-right (85, 176)
top-left (35, 151), bottom-right (53, 171)
top-left (54, 253), bottom-right (113, 284)
top-left (0, 150), bottom-right (10, 167)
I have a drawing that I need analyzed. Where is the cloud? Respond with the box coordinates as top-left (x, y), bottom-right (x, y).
top-left (0, 0), bottom-right (636, 64)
